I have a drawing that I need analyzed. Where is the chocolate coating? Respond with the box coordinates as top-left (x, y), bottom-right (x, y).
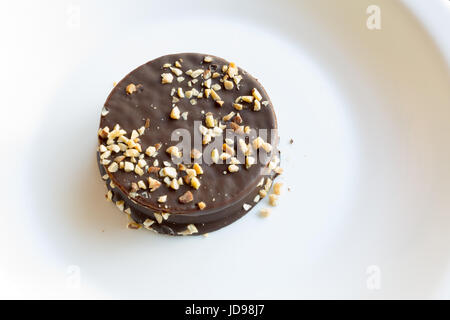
top-left (98, 53), bottom-right (279, 235)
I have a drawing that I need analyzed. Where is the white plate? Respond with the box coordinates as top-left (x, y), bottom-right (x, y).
top-left (1, 0), bottom-right (450, 299)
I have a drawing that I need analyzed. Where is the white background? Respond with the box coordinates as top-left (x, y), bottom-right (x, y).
top-left (1, 0), bottom-right (450, 299)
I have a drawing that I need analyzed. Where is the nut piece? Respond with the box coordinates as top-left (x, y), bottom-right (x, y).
top-left (260, 208), bottom-right (270, 218)
top-left (198, 201), bottom-right (206, 210)
top-left (126, 83), bottom-right (137, 94)
top-left (233, 103), bottom-right (243, 111)
top-left (228, 164), bottom-right (239, 173)
top-left (170, 178), bottom-right (180, 190)
top-left (179, 191), bottom-right (194, 204)
top-left (191, 148), bottom-right (202, 159)
top-left (252, 88), bottom-right (262, 101)
top-left (269, 194), bottom-right (278, 206)
top-left (243, 203), bottom-right (252, 211)
top-left (193, 163), bottom-right (203, 175)
top-left (161, 73), bottom-right (174, 84)
top-left (204, 56), bottom-right (213, 63)
top-left (252, 137), bottom-right (264, 149)
top-left (158, 195), bottom-right (167, 203)
top-left (166, 146), bottom-right (182, 158)
top-left (205, 112), bottom-right (215, 128)
top-left (253, 100), bottom-right (261, 111)
top-left (124, 161), bottom-right (134, 172)
top-left (148, 177), bottom-right (162, 191)
top-left (222, 111), bottom-right (235, 122)
top-left (190, 176), bottom-right (201, 189)
top-left (224, 80), bottom-right (234, 90)
top-left (108, 162), bottom-right (118, 173)
top-left (170, 66), bottom-right (183, 76)
top-left (259, 189), bottom-right (267, 198)
top-left (170, 106), bottom-right (181, 119)
top-left (273, 182), bottom-right (283, 195)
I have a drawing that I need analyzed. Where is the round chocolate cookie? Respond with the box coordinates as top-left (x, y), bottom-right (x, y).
top-left (97, 53), bottom-right (281, 235)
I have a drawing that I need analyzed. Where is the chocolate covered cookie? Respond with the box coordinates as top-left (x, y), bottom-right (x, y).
top-left (97, 53), bottom-right (281, 235)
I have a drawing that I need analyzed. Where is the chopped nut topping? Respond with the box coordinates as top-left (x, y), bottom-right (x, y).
top-left (222, 111), bottom-right (235, 122)
top-left (191, 148), bottom-right (202, 159)
top-left (170, 106), bottom-right (181, 119)
top-left (143, 219), bottom-right (154, 228)
top-left (204, 56), bottom-right (213, 63)
top-left (216, 100), bottom-right (224, 107)
top-left (148, 177), bottom-right (161, 191)
top-left (274, 167), bottom-right (284, 174)
top-left (273, 182), bottom-right (283, 195)
top-left (224, 80), bottom-right (234, 90)
top-left (238, 138), bottom-right (249, 155)
top-left (205, 112), bottom-right (215, 128)
top-left (98, 127), bottom-right (110, 139)
top-left (108, 162), bottom-right (118, 172)
top-left (259, 208), bottom-right (270, 218)
top-left (262, 142), bottom-right (272, 153)
top-left (116, 200), bottom-right (124, 211)
top-left (170, 178), bottom-right (179, 190)
top-left (192, 163), bottom-right (203, 175)
top-left (158, 195), bottom-right (167, 203)
top-left (227, 62), bottom-right (238, 78)
top-left (126, 83), bottom-right (137, 94)
top-left (253, 100), bottom-right (261, 111)
top-left (100, 150), bottom-right (111, 159)
top-left (178, 224), bottom-right (198, 235)
top-left (135, 165), bottom-right (144, 176)
top-left (166, 146), bottom-right (182, 158)
top-left (190, 69), bottom-right (204, 78)
top-left (145, 146), bottom-right (157, 157)
top-left (245, 156), bottom-right (256, 169)
top-left (233, 113), bottom-right (243, 124)
top-left (190, 176), bottom-right (201, 189)
top-left (154, 212), bottom-right (163, 224)
top-left (170, 66), bottom-right (183, 76)
top-left (106, 190), bottom-right (113, 201)
top-left (252, 88), bottom-right (262, 101)
top-left (228, 164), bottom-right (239, 173)
top-left (137, 180), bottom-right (146, 189)
top-left (211, 83), bottom-right (221, 91)
top-left (243, 203), bottom-right (251, 211)
top-left (252, 137), bottom-right (264, 149)
top-left (161, 73), bottom-right (174, 84)
top-left (181, 111), bottom-right (188, 120)
top-left (259, 189), bottom-right (267, 198)
top-left (203, 78), bottom-right (212, 88)
top-left (211, 148), bottom-right (220, 164)
top-left (198, 202), bottom-right (206, 210)
top-left (185, 168), bottom-right (197, 177)
top-left (241, 95), bottom-right (254, 103)
top-left (179, 191), bottom-right (193, 204)
top-left (162, 213), bottom-right (170, 220)
top-left (210, 89), bottom-right (221, 101)
top-left (137, 159), bottom-right (147, 168)
top-left (124, 149), bottom-right (140, 157)
top-left (101, 107), bottom-right (109, 116)
top-left (162, 166), bottom-right (177, 178)
top-left (233, 103), bottom-right (243, 111)
top-left (124, 161), bottom-right (134, 172)
top-left (177, 87), bottom-right (184, 98)
top-left (269, 194), bottom-right (278, 206)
